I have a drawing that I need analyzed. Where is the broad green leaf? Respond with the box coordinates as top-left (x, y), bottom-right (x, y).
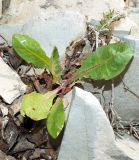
top-left (12, 33), bottom-right (51, 68)
top-left (21, 91), bottom-right (56, 121)
top-left (47, 98), bottom-right (65, 139)
top-left (75, 43), bottom-right (133, 80)
top-left (50, 47), bottom-right (62, 82)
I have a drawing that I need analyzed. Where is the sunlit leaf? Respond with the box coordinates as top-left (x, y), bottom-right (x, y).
top-left (47, 98), bottom-right (65, 139)
top-left (12, 33), bottom-right (51, 68)
top-left (75, 43), bottom-right (133, 80)
top-left (21, 91), bottom-right (56, 121)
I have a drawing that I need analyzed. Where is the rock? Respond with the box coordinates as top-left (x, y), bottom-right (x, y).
top-left (126, 0), bottom-right (139, 25)
top-left (82, 39), bottom-right (92, 55)
top-left (0, 11), bottom-right (86, 59)
top-left (0, 57), bottom-right (27, 104)
top-left (26, 129), bottom-right (47, 147)
top-left (2, 116), bottom-right (19, 151)
top-left (12, 137), bottom-right (34, 154)
top-left (82, 22), bottom-right (139, 122)
top-left (130, 26), bottom-right (139, 37)
top-left (110, 27), bottom-right (139, 121)
top-left (0, 104), bottom-right (8, 117)
top-left (0, 0), bottom-right (2, 18)
top-left (2, 0), bottom-right (11, 13)
top-left (0, 115), bottom-right (19, 153)
top-left (0, 0), bottom-right (11, 18)
top-left (48, 0), bottom-right (125, 21)
top-left (128, 0), bottom-right (139, 7)
top-left (116, 134), bottom-right (139, 160)
top-left (128, 8), bottom-right (139, 26)
top-left (10, 97), bottom-right (22, 115)
top-left (113, 17), bottom-right (138, 37)
top-left (0, 150), bottom-right (16, 160)
top-left (58, 87), bottom-right (133, 160)
top-left (18, 65), bottom-right (44, 77)
top-left (29, 148), bottom-right (41, 160)
top-left (1, 0), bottom-right (125, 23)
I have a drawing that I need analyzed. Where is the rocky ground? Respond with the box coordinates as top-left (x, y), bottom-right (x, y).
top-left (0, 0), bottom-right (139, 160)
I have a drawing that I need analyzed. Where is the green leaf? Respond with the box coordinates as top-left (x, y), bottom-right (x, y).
top-left (12, 33), bottom-right (51, 68)
top-left (75, 43), bottom-right (133, 80)
top-left (50, 47), bottom-right (62, 82)
top-left (47, 98), bottom-right (65, 139)
top-left (21, 91), bottom-right (56, 121)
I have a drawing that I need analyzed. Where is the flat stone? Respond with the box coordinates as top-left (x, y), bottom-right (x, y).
top-left (0, 57), bottom-right (27, 104)
top-left (0, 0), bottom-right (2, 18)
top-left (1, 0), bottom-right (125, 24)
top-left (58, 87), bottom-right (133, 160)
top-left (12, 137), bottom-right (34, 154)
top-left (18, 65), bottom-right (44, 76)
top-left (0, 104), bottom-right (8, 116)
top-left (113, 17), bottom-right (138, 37)
top-left (10, 97), bottom-right (22, 115)
top-left (2, 0), bottom-right (11, 13)
top-left (116, 134), bottom-right (139, 160)
top-left (0, 11), bottom-right (86, 59)
top-left (0, 150), bottom-right (16, 160)
top-left (83, 25), bottom-right (139, 121)
top-left (108, 31), bottom-right (139, 121)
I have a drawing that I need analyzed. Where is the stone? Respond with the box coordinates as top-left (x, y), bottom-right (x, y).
top-left (10, 97), bottom-right (22, 115)
top-left (116, 134), bottom-right (139, 160)
top-left (0, 57), bottom-right (27, 104)
top-left (109, 27), bottom-right (139, 121)
top-left (12, 137), bottom-right (34, 154)
top-left (128, 0), bottom-right (139, 7)
top-left (128, 8), bottom-right (139, 26)
top-left (126, 0), bottom-right (139, 25)
top-left (0, 11), bottom-right (86, 59)
top-left (130, 26), bottom-right (139, 37)
top-left (18, 65), bottom-right (44, 76)
top-left (29, 148), bottom-right (41, 160)
top-left (0, 0), bottom-right (2, 18)
top-left (82, 22), bottom-right (139, 122)
top-left (0, 104), bottom-right (8, 117)
top-left (1, 0), bottom-right (125, 23)
top-left (2, 0), bottom-right (11, 13)
top-left (113, 17), bottom-right (138, 37)
top-left (58, 87), bottom-right (133, 160)
top-left (0, 150), bottom-right (16, 160)
top-left (50, 0), bottom-right (125, 21)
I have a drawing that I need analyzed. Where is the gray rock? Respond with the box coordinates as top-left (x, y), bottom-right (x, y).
top-left (10, 97), bottom-right (22, 115)
top-left (0, 0), bottom-right (2, 18)
top-left (1, 0), bottom-right (125, 23)
top-left (113, 17), bottom-right (138, 37)
top-left (0, 104), bottom-right (8, 116)
top-left (83, 26), bottom-right (139, 122)
top-left (0, 57), bottom-right (27, 104)
top-left (116, 134), bottom-right (139, 160)
top-left (2, 0), bottom-right (11, 13)
top-left (0, 11), bottom-right (86, 59)
top-left (58, 87), bottom-right (133, 160)
top-left (12, 137), bottom-right (34, 154)
top-left (108, 30), bottom-right (139, 121)
top-left (0, 150), bottom-right (16, 160)
top-left (29, 148), bottom-right (41, 160)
